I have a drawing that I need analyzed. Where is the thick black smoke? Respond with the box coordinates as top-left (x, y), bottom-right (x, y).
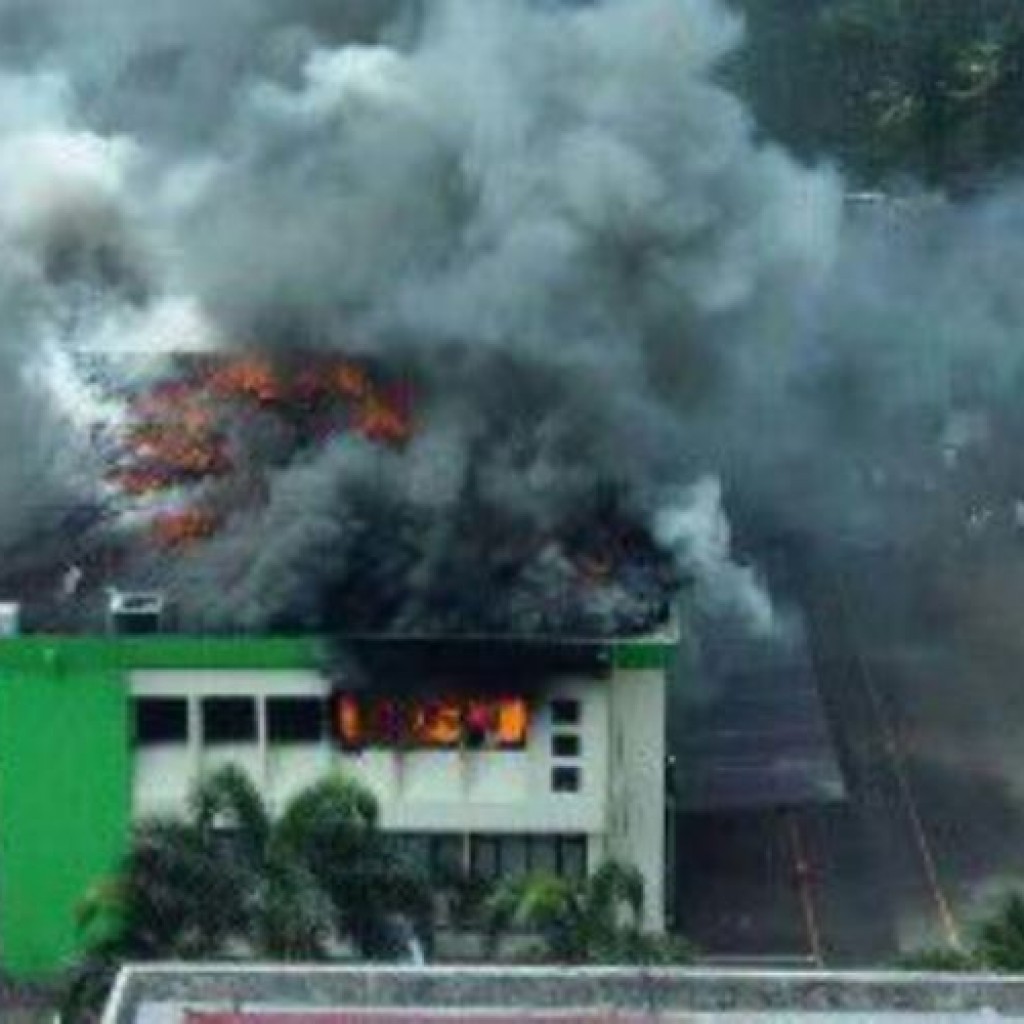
top-left (1, 0), bottom-right (1021, 640)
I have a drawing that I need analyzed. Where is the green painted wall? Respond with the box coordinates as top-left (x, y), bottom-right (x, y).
top-left (0, 659), bottom-right (129, 976)
top-left (0, 636), bottom-right (324, 672)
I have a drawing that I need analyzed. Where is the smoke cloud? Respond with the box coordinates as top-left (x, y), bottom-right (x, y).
top-left (0, 0), bottom-right (1020, 639)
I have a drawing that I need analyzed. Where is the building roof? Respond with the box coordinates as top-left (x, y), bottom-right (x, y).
top-left (104, 966), bottom-right (1024, 1024)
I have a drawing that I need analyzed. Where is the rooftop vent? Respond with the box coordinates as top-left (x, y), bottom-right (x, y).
top-left (108, 591), bottom-right (165, 635)
top-left (0, 602), bottom-right (20, 637)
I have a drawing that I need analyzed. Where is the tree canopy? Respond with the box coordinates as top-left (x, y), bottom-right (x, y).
top-left (732, 0), bottom-right (1024, 187)
top-left (64, 766), bottom-right (431, 1021)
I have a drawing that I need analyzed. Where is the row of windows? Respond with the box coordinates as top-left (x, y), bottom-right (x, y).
top-left (137, 695), bottom-right (590, 751)
top-left (387, 832), bottom-right (588, 883)
top-left (135, 696), bottom-right (324, 746)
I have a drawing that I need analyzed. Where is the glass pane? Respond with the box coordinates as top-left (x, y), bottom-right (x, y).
top-left (551, 765), bottom-right (581, 793)
top-left (134, 697), bottom-right (188, 745)
top-left (201, 697), bottom-right (257, 744)
top-left (470, 835), bottom-right (500, 881)
top-left (552, 733), bottom-right (581, 758)
top-left (550, 699), bottom-right (581, 725)
top-left (530, 836), bottom-right (559, 875)
top-left (266, 697), bottom-right (325, 743)
top-left (502, 836), bottom-right (530, 879)
top-left (559, 836), bottom-right (587, 882)
top-left (431, 834), bottom-right (464, 879)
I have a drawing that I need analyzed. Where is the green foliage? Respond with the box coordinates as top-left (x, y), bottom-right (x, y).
top-left (251, 856), bottom-right (334, 961)
top-left (900, 891), bottom-right (1024, 973)
top-left (484, 859), bottom-right (692, 965)
top-left (190, 762), bottom-right (272, 870)
top-left (732, 0), bottom-right (1024, 186)
top-left (271, 774), bottom-right (430, 958)
top-left (896, 947), bottom-right (981, 972)
top-left (65, 766), bottom-right (432, 1020)
top-left (978, 893), bottom-right (1024, 971)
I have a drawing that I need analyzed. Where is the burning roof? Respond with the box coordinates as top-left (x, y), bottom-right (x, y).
top-left (0, 349), bottom-right (681, 638)
top-left (103, 353), bottom-right (413, 550)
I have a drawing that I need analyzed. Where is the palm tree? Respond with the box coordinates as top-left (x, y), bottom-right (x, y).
top-left (271, 774), bottom-right (432, 958)
top-left (65, 766), bottom-right (432, 1020)
top-left (484, 860), bottom-right (690, 964)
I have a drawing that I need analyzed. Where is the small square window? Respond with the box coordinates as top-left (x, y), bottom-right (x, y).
top-left (551, 698), bottom-right (580, 726)
top-left (552, 765), bottom-right (581, 793)
top-left (134, 697), bottom-right (188, 745)
top-left (552, 733), bottom-right (581, 758)
top-left (267, 697), bottom-right (325, 743)
top-left (202, 697), bottom-right (257, 744)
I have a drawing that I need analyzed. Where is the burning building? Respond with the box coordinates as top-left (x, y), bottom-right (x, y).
top-left (0, 346), bottom-right (685, 977)
top-left (0, 0), bottom-right (842, 982)
top-left (0, 624), bottom-right (676, 975)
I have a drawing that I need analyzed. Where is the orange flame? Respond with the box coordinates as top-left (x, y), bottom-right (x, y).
top-left (109, 353), bottom-right (414, 549)
top-left (207, 358), bottom-right (282, 404)
top-left (152, 509), bottom-right (221, 548)
top-left (352, 389), bottom-right (412, 445)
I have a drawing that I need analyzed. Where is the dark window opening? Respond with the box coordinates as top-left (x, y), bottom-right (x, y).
top-left (201, 697), bottom-right (257, 744)
top-left (560, 836), bottom-right (587, 882)
top-left (388, 833), bottom-right (465, 881)
top-left (552, 765), bottom-right (581, 792)
top-left (468, 833), bottom-right (588, 883)
top-left (266, 697), bottom-right (325, 743)
top-left (470, 835), bottom-right (501, 882)
top-left (430, 835), bottom-right (464, 879)
top-left (551, 698), bottom-right (581, 725)
top-left (552, 733), bottom-right (581, 758)
top-left (134, 697), bottom-right (188, 745)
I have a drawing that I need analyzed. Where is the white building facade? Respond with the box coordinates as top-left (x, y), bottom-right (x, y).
top-left (130, 634), bottom-right (674, 930)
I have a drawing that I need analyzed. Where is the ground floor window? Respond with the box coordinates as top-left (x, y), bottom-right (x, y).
top-left (471, 833), bottom-right (587, 883)
top-left (386, 832), bottom-right (588, 885)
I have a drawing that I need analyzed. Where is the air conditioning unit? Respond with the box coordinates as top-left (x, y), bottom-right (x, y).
top-left (108, 591), bottom-right (165, 635)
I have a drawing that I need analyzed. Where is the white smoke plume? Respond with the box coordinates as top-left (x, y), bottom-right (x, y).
top-left (655, 476), bottom-right (774, 635)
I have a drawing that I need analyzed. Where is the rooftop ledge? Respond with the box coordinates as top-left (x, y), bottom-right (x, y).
top-left (0, 628), bottom-right (678, 673)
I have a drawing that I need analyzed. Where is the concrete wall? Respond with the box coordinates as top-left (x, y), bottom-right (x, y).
top-left (607, 666), bottom-right (666, 931)
top-left (131, 662), bottom-right (668, 926)
top-left (104, 965), bottom-right (1024, 1024)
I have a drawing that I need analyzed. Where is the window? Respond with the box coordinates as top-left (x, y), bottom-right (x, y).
top-left (551, 698), bottom-right (581, 725)
top-left (530, 837), bottom-right (559, 874)
top-left (201, 697), bottom-right (257, 744)
top-left (431, 835), bottom-right (465, 879)
top-left (266, 697), bottom-right (325, 743)
top-left (388, 833), bottom-right (431, 869)
top-left (552, 765), bottom-right (581, 792)
top-left (502, 835), bottom-right (530, 879)
top-left (551, 733), bottom-right (581, 758)
top-left (387, 833), bottom-right (464, 879)
top-left (134, 697), bottom-right (188, 745)
top-left (470, 835), bottom-right (501, 882)
top-left (467, 834), bottom-right (588, 882)
top-left (559, 836), bottom-right (587, 882)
